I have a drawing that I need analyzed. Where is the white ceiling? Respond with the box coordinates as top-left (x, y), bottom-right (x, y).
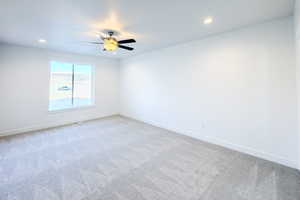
top-left (0, 0), bottom-right (294, 59)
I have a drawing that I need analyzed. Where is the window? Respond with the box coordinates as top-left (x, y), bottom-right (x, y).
top-left (49, 61), bottom-right (94, 111)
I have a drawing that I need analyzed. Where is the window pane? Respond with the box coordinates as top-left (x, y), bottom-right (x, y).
top-left (73, 65), bottom-right (93, 107)
top-left (49, 61), bottom-right (73, 111)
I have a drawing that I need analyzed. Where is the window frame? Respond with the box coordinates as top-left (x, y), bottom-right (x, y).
top-left (48, 61), bottom-right (96, 112)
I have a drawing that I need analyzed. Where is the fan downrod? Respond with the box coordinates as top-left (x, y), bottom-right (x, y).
top-left (108, 31), bottom-right (114, 37)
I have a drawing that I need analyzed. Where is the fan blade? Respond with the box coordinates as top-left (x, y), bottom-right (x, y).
top-left (118, 45), bottom-right (134, 51)
top-left (118, 39), bottom-right (136, 44)
top-left (87, 42), bottom-right (103, 44)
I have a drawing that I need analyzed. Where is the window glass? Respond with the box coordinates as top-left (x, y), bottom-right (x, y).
top-left (49, 61), bottom-right (94, 111)
top-left (49, 61), bottom-right (73, 111)
top-left (73, 64), bottom-right (93, 107)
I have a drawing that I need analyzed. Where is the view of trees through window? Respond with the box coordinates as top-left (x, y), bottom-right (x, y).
top-left (49, 61), bottom-right (93, 111)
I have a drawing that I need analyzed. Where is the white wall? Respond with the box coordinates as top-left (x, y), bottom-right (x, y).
top-left (295, 1), bottom-right (300, 170)
top-left (120, 17), bottom-right (298, 168)
top-left (0, 44), bottom-right (120, 136)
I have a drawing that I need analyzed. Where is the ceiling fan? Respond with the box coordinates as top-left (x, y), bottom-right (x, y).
top-left (88, 31), bottom-right (136, 51)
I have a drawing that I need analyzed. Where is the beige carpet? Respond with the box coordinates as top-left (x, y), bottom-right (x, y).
top-left (0, 116), bottom-right (299, 200)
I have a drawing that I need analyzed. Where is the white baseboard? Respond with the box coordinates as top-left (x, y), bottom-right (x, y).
top-left (121, 114), bottom-right (298, 170)
top-left (196, 134), bottom-right (298, 169)
top-left (0, 114), bottom-right (120, 138)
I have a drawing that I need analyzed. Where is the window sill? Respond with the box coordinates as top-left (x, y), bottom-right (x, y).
top-left (48, 104), bottom-right (95, 114)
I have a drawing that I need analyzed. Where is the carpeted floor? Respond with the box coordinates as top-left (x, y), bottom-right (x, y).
top-left (0, 116), bottom-right (299, 200)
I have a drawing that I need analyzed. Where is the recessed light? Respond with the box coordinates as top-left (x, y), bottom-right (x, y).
top-left (203, 17), bottom-right (213, 25)
top-left (38, 39), bottom-right (47, 43)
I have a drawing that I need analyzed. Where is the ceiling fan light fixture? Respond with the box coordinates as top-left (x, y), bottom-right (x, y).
top-left (103, 38), bottom-right (118, 51)
top-left (87, 31), bottom-right (135, 52)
